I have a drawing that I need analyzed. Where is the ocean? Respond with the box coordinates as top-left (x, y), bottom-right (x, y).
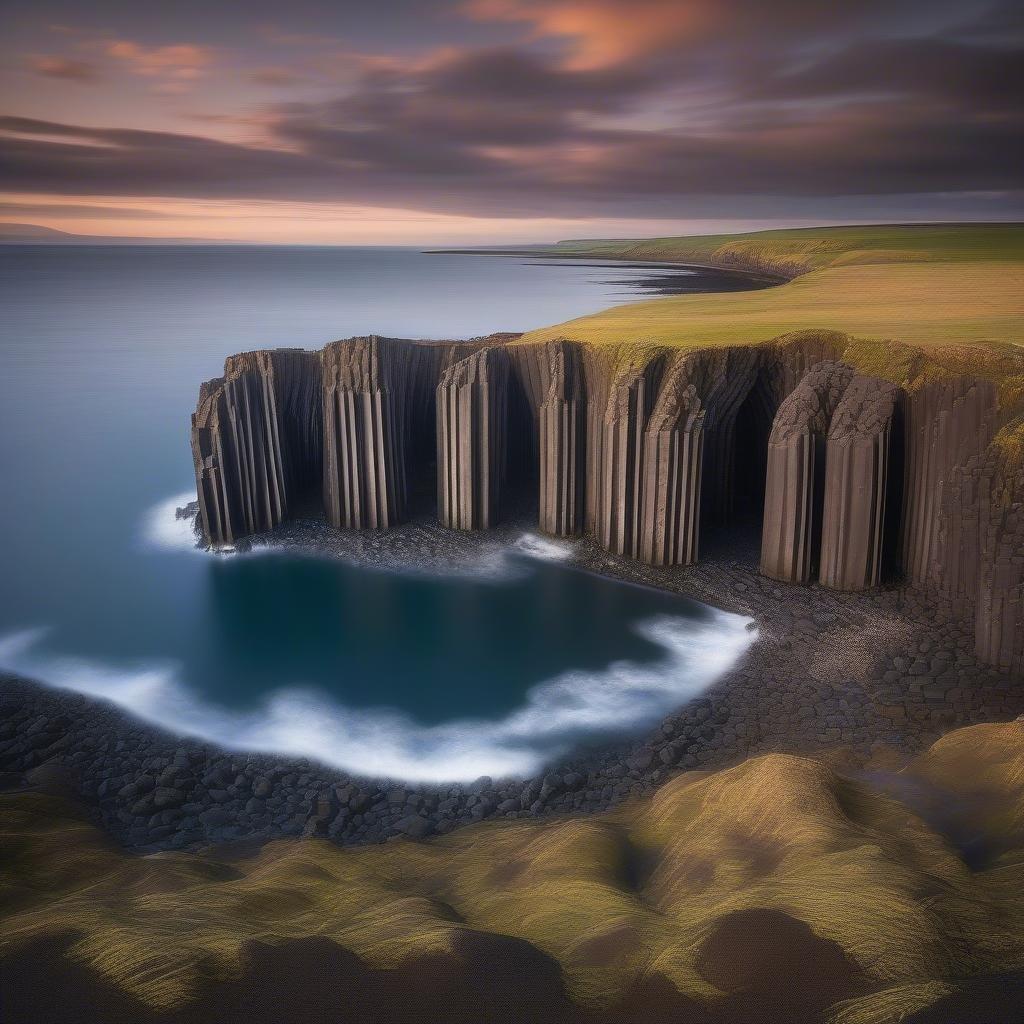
top-left (0, 244), bottom-right (754, 781)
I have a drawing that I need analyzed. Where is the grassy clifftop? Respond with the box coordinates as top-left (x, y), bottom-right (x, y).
top-left (4, 721), bottom-right (1024, 1023)
top-left (520, 223), bottom-right (1024, 351)
top-left (547, 223), bottom-right (1024, 277)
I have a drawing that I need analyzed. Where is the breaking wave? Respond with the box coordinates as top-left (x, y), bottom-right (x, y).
top-left (141, 490), bottom-right (211, 553)
top-left (141, 493), bottom-right (576, 579)
top-left (0, 610), bottom-right (755, 784)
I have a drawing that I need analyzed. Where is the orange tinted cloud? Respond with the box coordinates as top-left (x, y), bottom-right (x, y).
top-left (103, 40), bottom-right (214, 80)
top-left (465, 0), bottom-right (708, 68)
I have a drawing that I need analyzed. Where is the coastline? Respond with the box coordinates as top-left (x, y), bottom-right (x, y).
top-left (3, 507), bottom-right (1021, 854)
top-left (425, 247), bottom-right (792, 286)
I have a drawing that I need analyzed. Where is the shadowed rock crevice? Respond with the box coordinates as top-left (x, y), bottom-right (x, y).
top-left (510, 340), bottom-right (585, 536)
top-left (727, 388), bottom-right (771, 526)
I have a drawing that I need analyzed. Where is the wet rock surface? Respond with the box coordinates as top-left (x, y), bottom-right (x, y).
top-left (3, 518), bottom-right (1021, 856)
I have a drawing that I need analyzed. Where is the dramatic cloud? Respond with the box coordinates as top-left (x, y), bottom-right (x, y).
top-left (0, 0), bottom-right (1021, 233)
top-left (462, 0), bottom-right (981, 68)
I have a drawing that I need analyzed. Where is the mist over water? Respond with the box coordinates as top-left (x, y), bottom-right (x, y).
top-left (0, 245), bottom-right (752, 780)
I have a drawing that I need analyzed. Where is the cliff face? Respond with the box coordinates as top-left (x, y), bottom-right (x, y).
top-left (760, 361), bottom-right (856, 584)
top-left (819, 375), bottom-right (901, 591)
top-left (758, 360), bottom-right (903, 589)
top-left (975, 447), bottom-right (1024, 672)
top-left (191, 333), bottom-right (1024, 673)
top-left (437, 347), bottom-right (509, 531)
top-left (516, 340), bottom-right (585, 536)
top-left (191, 349), bottom-right (321, 546)
top-left (321, 336), bottom-right (406, 530)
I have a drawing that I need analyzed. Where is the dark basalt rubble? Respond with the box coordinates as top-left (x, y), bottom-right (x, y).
top-left (3, 524), bottom-right (1022, 854)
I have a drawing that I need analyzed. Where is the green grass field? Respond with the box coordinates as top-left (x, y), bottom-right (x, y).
top-left (520, 224), bottom-right (1024, 351)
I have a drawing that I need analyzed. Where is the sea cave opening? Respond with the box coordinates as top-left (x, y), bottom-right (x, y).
top-left (504, 370), bottom-right (540, 525)
top-left (699, 383), bottom-right (773, 564)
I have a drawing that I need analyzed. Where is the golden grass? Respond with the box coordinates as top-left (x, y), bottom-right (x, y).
top-left (548, 223), bottom-right (1024, 276)
top-left (517, 224), bottom-right (1024, 475)
top-left (520, 261), bottom-right (1024, 351)
top-left (4, 722), bottom-right (1024, 1020)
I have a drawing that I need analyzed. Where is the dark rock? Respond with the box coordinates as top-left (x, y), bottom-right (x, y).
top-left (394, 814), bottom-right (433, 840)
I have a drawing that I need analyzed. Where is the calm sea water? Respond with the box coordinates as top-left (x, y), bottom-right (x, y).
top-left (0, 245), bottom-right (754, 781)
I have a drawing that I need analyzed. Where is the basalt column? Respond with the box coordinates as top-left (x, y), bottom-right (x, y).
top-left (638, 357), bottom-right (706, 566)
top-left (191, 349), bottom-right (321, 546)
top-left (902, 377), bottom-right (999, 592)
top-left (818, 376), bottom-right (901, 590)
top-left (594, 356), bottom-right (664, 558)
top-left (915, 376), bottom-right (1020, 671)
top-left (974, 447), bottom-right (1024, 673)
top-left (760, 361), bottom-right (855, 583)
top-left (321, 337), bottom-right (411, 530)
top-left (538, 342), bottom-right (585, 536)
top-left (437, 347), bottom-right (508, 530)
top-left (637, 348), bottom-right (764, 566)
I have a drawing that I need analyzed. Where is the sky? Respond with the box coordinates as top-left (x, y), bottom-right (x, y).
top-left (0, 0), bottom-right (1021, 243)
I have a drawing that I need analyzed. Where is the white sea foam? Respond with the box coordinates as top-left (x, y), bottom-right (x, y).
top-left (512, 532), bottom-right (575, 562)
top-left (142, 490), bottom-right (207, 553)
top-left (141, 492), bottom-right (548, 577)
top-left (0, 612), bottom-right (756, 783)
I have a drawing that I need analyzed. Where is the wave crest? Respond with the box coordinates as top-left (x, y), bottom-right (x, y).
top-left (0, 611), bottom-right (755, 784)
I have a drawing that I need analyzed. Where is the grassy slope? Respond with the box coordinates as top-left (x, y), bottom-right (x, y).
top-left (3, 722), bottom-right (1024, 1023)
top-left (520, 224), bottom-right (1024, 351)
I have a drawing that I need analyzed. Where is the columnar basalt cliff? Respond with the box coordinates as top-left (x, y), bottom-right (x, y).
top-left (437, 347), bottom-right (509, 531)
top-left (639, 355), bottom-right (706, 567)
top-left (902, 377), bottom-right (999, 593)
top-left (191, 349), bottom-right (321, 546)
top-left (191, 333), bottom-right (1024, 672)
top-left (594, 357), bottom-right (662, 559)
top-left (518, 340), bottom-right (585, 536)
top-left (818, 376), bottom-right (902, 591)
top-left (321, 337), bottom-right (409, 530)
top-left (974, 446), bottom-right (1024, 672)
top-left (760, 365), bottom-right (904, 593)
top-left (636, 347), bottom-right (763, 566)
top-left (759, 361), bottom-right (857, 584)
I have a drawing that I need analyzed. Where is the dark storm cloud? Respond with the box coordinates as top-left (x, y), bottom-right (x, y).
top-left (419, 47), bottom-right (654, 107)
top-left (1, 0), bottom-right (1021, 218)
top-left (756, 38), bottom-right (1024, 110)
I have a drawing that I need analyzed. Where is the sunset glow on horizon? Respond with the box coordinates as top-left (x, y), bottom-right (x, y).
top-left (1, 0), bottom-right (1020, 243)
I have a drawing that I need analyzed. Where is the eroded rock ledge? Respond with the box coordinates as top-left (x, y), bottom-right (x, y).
top-left (192, 332), bottom-right (1024, 673)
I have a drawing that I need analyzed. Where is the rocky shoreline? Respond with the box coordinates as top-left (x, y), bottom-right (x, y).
top-left (2, 508), bottom-right (1022, 854)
